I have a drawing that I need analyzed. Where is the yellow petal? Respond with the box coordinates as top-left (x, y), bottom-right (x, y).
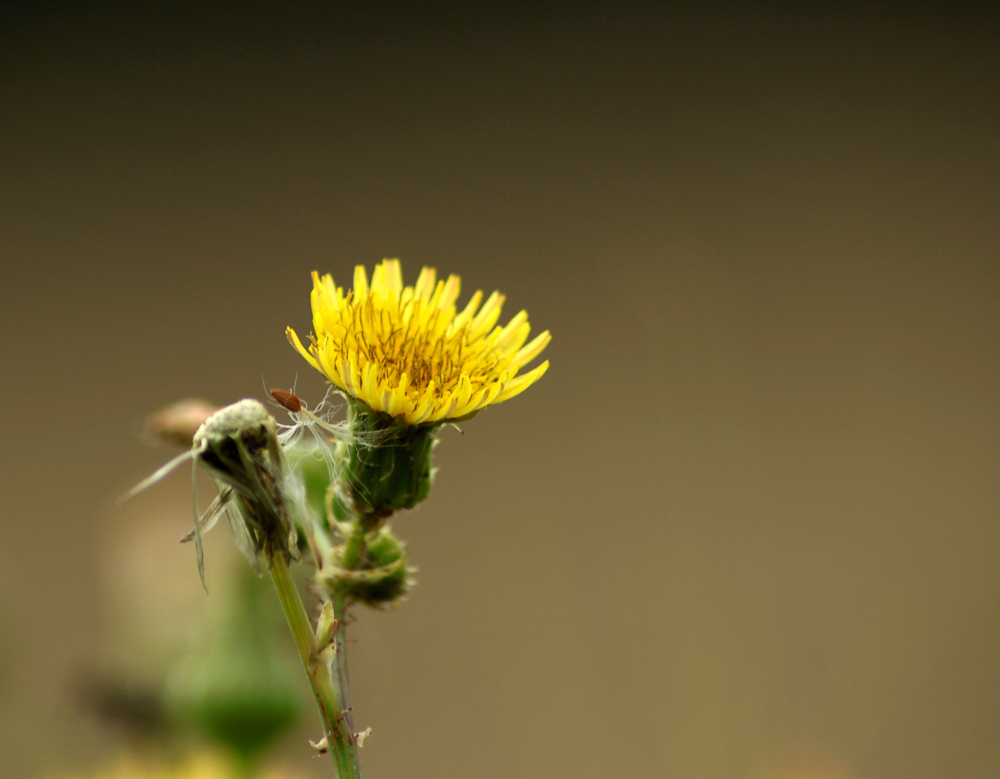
top-left (452, 289), bottom-right (483, 331)
top-left (352, 265), bottom-right (368, 298)
top-left (286, 326), bottom-right (322, 373)
top-left (414, 266), bottom-right (437, 301)
top-left (514, 330), bottom-right (551, 365)
top-left (494, 360), bottom-right (549, 404)
top-left (468, 291), bottom-right (505, 339)
top-left (439, 273), bottom-right (462, 310)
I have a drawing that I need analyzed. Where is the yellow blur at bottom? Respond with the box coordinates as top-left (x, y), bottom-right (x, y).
top-left (41, 751), bottom-right (307, 779)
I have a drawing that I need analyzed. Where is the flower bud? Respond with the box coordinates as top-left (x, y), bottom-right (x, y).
top-left (322, 525), bottom-right (413, 608)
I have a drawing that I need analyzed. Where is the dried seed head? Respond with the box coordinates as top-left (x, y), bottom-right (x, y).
top-left (190, 399), bottom-right (301, 580)
top-left (123, 398), bottom-right (305, 589)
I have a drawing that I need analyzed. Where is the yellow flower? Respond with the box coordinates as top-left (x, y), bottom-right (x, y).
top-left (286, 259), bottom-right (550, 425)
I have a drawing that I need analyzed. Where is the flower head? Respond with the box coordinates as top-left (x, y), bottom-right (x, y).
top-left (286, 259), bottom-right (550, 426)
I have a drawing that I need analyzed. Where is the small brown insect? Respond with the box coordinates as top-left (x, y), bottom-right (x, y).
top-left (270, 388), bottom-right (303, 413)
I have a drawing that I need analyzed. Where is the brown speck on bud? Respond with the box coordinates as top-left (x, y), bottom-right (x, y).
top-left (270, 389), bottom-right (303, 413)
top-left (144, 399), bottom-right (220, 448)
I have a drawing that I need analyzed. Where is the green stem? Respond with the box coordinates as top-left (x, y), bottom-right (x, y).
top-left (332, 592), bottom-right (356, 734)
top-left (269, 554), bottom-right (362, 778)
top-left (331, 521), bottom-right (366, 736)
top-left (339, 519), bottom-right (367, 570)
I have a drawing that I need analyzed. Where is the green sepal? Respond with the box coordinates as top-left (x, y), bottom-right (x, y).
top-left (343, 400), bottom-right (440, 529)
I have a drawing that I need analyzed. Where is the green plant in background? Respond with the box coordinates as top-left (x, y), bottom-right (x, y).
top-left (164, 566), bottom-right (302, 769)
top-left (125, 260), bottom-right (550, 778)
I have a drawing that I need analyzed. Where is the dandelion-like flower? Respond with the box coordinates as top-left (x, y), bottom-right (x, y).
top-left (286, 259), bottom-right (550, 426)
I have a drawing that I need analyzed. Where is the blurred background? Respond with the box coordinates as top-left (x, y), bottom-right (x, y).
top-left (2, 2), bottom-right (998, 777)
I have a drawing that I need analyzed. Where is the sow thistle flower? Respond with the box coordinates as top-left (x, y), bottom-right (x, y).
top-left (122, 259), bottom-right (550, 776)
top-left (286, 259), bottom-right (550, 526)
top-left (286, 259), bottom-right (550, 425)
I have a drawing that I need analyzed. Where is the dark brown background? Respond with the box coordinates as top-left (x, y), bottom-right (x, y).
top-left (2, 3), bottom-right (998, 778)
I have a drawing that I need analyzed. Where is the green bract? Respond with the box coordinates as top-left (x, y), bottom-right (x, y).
top-left (339, 399), bottom-right (439, 531)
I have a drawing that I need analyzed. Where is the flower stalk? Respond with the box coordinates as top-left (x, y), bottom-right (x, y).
top-left (268, 555), bottom-right (361, 779)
